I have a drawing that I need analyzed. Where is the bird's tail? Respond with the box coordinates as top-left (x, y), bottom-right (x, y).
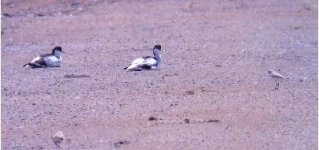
top-left (23, 63), bottom-right (29, 67)
top-left (123, 67), bottom-right (128, 70)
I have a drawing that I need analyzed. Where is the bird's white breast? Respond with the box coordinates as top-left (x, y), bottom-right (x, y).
top-left (144, 57), bottom-right (157, 66)
top-left (44, 56), bottom-right (62, 67)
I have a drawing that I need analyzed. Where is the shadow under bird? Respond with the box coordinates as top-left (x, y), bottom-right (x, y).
top-left (124, 45), bottom-right (162, 71)
top-left (23, 46), bottom-right (64, 68)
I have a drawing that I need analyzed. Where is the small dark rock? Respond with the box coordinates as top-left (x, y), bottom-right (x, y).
top-left (164, 73), bottom-right (178, 77)
top-left (114, 140), bottom-right (130, 148)
top-left (36, 13), bottom-right (45, 17)
top-left (169, 103), bottom-right (178, 106)
top-left (31, 146), bottom-right (44, 150)
top-left (32, 103), bottom-right (36, 105)
top-left (71, 2), bottom-right (81, 7)
top-left (275, 83), bottom-right (279, 90)
top-left (64, 74), bottom-right (91, 78)
top-left (215, 64), bottom-right (222, 67)
top-left (148, 116), bottom-right (157, 121)
top-left (304, 5), bottom-right (311, 11)
top-left (2, 13), bottom-right (12, 18)
top-left (186, 90), bottom-right (195, 95)
top-left (207, 119), bottom-right (220, 123)
top-left (184, 119), bottom-right (190, 123)
top-left (52, 131), bottom-right (65, 145)
top-left (294, 26), bottom-right (301, 30)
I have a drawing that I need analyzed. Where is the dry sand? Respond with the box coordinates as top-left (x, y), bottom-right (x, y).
top-left (1, 0), bottom-right (318, 149)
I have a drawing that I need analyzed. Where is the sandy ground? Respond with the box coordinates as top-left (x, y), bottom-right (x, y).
top-left (1, 0), bottom-right (318, 149)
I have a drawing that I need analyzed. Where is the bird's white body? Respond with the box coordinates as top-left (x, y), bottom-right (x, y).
top-left (268, 69), bottom-right (287, 79)
top-left (43, 55), bottom-right (62, 67)
top-left (125, 45), bottom-right (162, 71)
top-left (27, 54), bottom-right (62, 67)
top-left (24, 47), bottom-right (64, 68)
top-left (126, 57), bottom-right (158, 71)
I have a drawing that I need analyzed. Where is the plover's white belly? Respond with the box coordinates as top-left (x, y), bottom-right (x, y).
top-left (145, 57), bottom-right (157, 66)
top-left (44, 56), bottom-right (62, 67)
top-left (126, 57), bottom-right (159, 71)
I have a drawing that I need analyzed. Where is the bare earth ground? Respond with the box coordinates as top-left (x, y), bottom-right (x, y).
top-left (1, 0), bottom-right (318, 149)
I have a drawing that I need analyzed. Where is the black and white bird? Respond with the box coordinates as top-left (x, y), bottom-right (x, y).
top-left (124, 45), bottom-right (162, 71)
top-left (23, 46), bottom-right (64, 68)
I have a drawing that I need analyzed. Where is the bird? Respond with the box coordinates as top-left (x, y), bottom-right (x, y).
top-left (23, 46), bottom-right (64, 68)
top-left (124, 45), bottom-right (162, 71)
top-left (268, 69), bottom-right (287, 79)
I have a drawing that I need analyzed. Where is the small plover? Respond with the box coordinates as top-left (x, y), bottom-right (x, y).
top-left (124, 45), bottom-right (162, 71)
top-left (268, 69), bottom-right (287, 79)
top-left (24, 46), bottom-right (64, 68)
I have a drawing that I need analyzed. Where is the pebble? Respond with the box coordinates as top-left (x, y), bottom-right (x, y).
top-left (52, 131), bottom-right (65, 144)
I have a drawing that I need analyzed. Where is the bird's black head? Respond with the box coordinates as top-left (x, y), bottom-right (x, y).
top-left (53, 46), bottom-right (64, 53)
top-left (154, 45), bottom-right (161, 50)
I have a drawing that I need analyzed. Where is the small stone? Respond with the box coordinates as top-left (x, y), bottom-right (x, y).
top-left (186, 90), bottom-right (195, 95)
top-left (2, 13), bottom-right (12, 18)
top-left (71, 2), bottom-right (81, 7)
top-left (148, 116), bottom-right (157, 121)
top-left (184, 119), bottom-right (190, 123)
top-left (114, 140), bottom-right (130, 148)
top-left (36, 13), bottom-right (44, 17)
top-left (304, 5), bottom-right (311, 11)
top-left (275, 83), bottom-right (280, 90)
top-left (64, 74), bottom-right (90, 78)
top-left (31, 146), bottom-right (44, 150)
top-left (52, 131), bottom-right (65, 144)
top-left (207, 119), bottom-right (220, 123)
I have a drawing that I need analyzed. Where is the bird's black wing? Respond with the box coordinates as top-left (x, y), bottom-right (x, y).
top-left (27, 57), bottom-right (47, 68)
top-left (39, 53), bottom-right (52, 57)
